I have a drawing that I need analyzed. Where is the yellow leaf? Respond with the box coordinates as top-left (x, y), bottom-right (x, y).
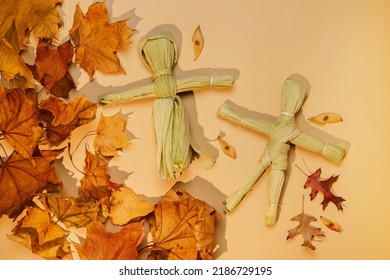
top-left (69, 1), bottom-right (133, 78)
top-left (0, 0), bottom-right (63, 53)
top-left (0, 39), bottom-right (35, 88)
top-left (7, 207), bottom-right (72, 260)
top-left (110, 187), bottom-right (154, 226)
top-left (94, 112), bottom-right (132, 157)
top-left (148, 189), bottom-right (219, 260)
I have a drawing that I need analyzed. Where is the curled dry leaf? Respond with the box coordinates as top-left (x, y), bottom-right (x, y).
top-left (309, 112), bottom-right (343, 125)
top-left (74, 219), bottom-right (144, 260)
top-left (0, 39), bottom-right (35, 88)
top-left (0, 86), bottom-right (44, 161)
top-left (39, 95), bottom-right (98, 145)
top-left (148, 189), bottom-right (220, 260)
top-left (217, 135), bottom-right (237, 159)
top-left (110, 187), bottom-right (154, 226)
top-left (192, 25), bottom-right (204, 61)
top-left (69, 1), bottom-right (133, 79)
top-left (7, 207), bottom-right (72, 260)
top-left (320, 216), bottom-right (343, 233)
top-left (0, 149), bottom-right (64, 219)
top-left (79, 149), bottom-right (121, 205)
top-left (93, 112), bottom-right (132, 157)
top-left (28, 39), bottom-right (75, 98)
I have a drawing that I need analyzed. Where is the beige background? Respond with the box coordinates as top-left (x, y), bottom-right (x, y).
top-left (1, 0), bottom-right (390, 259)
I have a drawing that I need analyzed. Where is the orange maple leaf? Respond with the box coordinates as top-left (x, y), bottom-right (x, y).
top-left (79, 149), bottom-right (121, 205)
top-left (0, 149), bottom-right (63, 219)
top-left (93, 112), bottom-right (131, 157)
top-left (0, 38), bottom-right (35, 89)
top-left (75, 219), bottom-right (144, 260)
top-left (7, 206), bottom-right (72, 260)
top-left (148, 189), bottom-right (219, 260)
top-left (0, 86), bottom-right (44, 161)
top-left (39, 95), bottom-right (98, 145)
top-left (0, 0), bottom-right (63, 53)
top-left (69, 1), bottom-right (133, 79)
top-left (28, 39), bottom-right (75, 98)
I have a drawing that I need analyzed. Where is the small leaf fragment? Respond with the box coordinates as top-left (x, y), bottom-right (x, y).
top-left (309, 112), bottom-right (343, 125)
top-left (320, 216), bottom-right (343, 233)
top-left (217, 136), bottom-right (237, 159)
top-left (192, 25), bottom-right (204, 61)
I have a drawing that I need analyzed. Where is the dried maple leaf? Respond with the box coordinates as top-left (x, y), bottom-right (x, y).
top-left (39, 194), bottom-right (108, 228)
top-left (0, 86), bottom-right (44, 161)
top-left (148, 189), bottom-right (219, 260)
top-left (287, 198), bottom-right (325, 250)
top-left (7, 206), bottom-right (72, 260)
top-left (79, 149), bottom-right (121, 205)
top-left (93, 112), bottom-right (131, 157)
top-left (39, 95), bottom-right (98, 145)
top-left (0, 149), bottom-right (63, 219)
top-left (28, 39), bottom-right (75, 98)
top-left (0, 0), bottom-right (63, 53)
top-left (110, 187), bottom-right (154, 226)
top-left (0, 38), bottom-right (35, 88)
top-left (69, 1), bottom-right (133, 79)
top-left (74, 218), bottom-right (144, 260)
top-left (304, 168), bottom-right (345, 210)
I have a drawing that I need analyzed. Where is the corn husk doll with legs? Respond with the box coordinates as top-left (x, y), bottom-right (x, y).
top-left (217, 79), bottom-right (347, 225)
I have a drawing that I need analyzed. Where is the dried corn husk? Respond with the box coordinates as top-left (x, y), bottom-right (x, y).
top-left (98, 75), bottom-right (234, 104)
top-left (218, 79), bottom-right (347, 225)
top-left (99, 31), bottom-right (234, 179)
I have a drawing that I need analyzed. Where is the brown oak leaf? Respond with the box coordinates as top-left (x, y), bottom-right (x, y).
top-left (287, 199), bottom-right (326, 250)
top-left (0, 86), bottom-right (44, 161)
top-left (39, 194), bottom-right (109, 228)
top-left (74, 218), bottom-right (144, 260)
top-left (7, 206), bottom-right (72, 260)
top-left (304, 168), bottom-right (345, 210)
top-left (28, 39), bottom-right (75, 98)
top-left (110, 187), bottom-right (154, 226)
top-left (0, 38), bottom-right (35, 88)
top-left (0, 149), bottom-right (64, 219)
top-left (79, 149), bottom-right (121, 205)
top-left (93, 112), bottom-right (131, 157)
top-left (148, 189), bottom-right (219, 260)
top-left (39, 95), bottom-right (98, 145)
top-left (0, 0), bottom-right (63, 53)
top-left (69, 1), bottom-right (133, 79)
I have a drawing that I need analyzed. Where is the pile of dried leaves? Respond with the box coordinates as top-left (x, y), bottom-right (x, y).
top-left (0, 0), bottom-right (220, 260)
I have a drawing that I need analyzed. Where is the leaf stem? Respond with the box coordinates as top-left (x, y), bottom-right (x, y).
top-left (295, 164), bottom-right (309, 177)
